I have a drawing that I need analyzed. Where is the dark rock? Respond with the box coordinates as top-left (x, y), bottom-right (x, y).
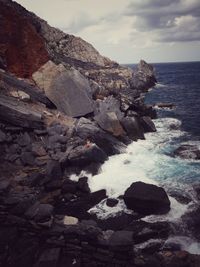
top-left (156, 102), bottom-right (175, 109)
top-left (120, 116), bottom-right (144, 140)
top-left (174, 144), bottom-right (200, 160)
top-left (124, 182), bottom-right (170, 215)
top-left (108, 231), bottom-right (133, 248)
top-left (61, 179), bottom-right (77, 194)
top-left (78, 177), bottom-right (90, 193)
top-left (25, 202), bottom-right (54, 223)
top-left (0, 129), bottom-right (6, 143)
top-left (75, 118), bottom-right (126, 156)
top-left (21, 152), bottom-right (36, 166)
top-left (106, 198), bottom-right (119, 207)
top-left (0, 179), bottom-right (10, 193)
top-left (17, 132), bottom-right (31, 147)
top-left (141, 116), bottom-right (156, 133)
top-left (35, 248), bottom-right (60, 267)
top-left (46, 160), bottom-right (62, 179)
top-left (67, 144), bottom-right (108, 167)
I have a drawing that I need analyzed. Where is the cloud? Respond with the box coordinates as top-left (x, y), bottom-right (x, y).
top-left (126, 0), bottom-right (200, 42)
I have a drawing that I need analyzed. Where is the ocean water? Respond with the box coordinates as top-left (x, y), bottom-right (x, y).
top-left (72, 62), bottom-right (200, 253)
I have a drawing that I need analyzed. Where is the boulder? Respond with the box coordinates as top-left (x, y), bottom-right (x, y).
top-left (174, 144), bottom-right (200, 160)
top-left (108, 231), bottom-right (133, 248)
top-left (94, 96), bottom-right (125, 136)
top-left (46, 160), bottom-right (62, 179)
top-left (141, 116), bottom-right (156, 133)
top-left (120, 116), bottom-right (144, 140)
top-left (67, 143), bottom-right (108, 167)
top-left (32, 61), bottom-right (94, 117)
top-left (123, 182), bottom-right (170, 215)
top-left (25, 202), bottom-right (54, 223)
top-left (75, 118), bottom-right (126, 156)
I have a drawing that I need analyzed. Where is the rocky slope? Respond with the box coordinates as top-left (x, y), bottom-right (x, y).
top-left (1, 0), bottom-right (200, 267)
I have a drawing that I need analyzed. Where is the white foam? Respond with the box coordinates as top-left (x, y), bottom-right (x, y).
top-left (155, 83), bottom-right (166, 88)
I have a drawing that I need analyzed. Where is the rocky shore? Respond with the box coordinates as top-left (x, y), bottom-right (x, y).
top-left (0, 0), bottom-right (200, 266)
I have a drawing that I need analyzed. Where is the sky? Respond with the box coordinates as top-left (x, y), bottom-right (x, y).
top-left (15, 0), bottom-right (200, 64)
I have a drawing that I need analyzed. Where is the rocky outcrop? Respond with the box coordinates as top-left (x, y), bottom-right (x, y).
top-left (124, 182), bottom-right (171, 215)
top-left (32, 61), bottom-right (94, 117)
top-left (0, 0), bottom-right (49, 77)
top-left (174, 144), bottom-right (200, 160)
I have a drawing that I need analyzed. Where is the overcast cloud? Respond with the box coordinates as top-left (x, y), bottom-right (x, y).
top-left (15, 0), bottom-right (200, 63)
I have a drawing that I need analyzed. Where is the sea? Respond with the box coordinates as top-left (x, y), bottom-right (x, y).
top-left (72, 62), bottom-right (200, 253)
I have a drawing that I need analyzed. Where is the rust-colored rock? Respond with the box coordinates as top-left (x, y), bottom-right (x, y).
top-left (0, 1), bottom-right (49, 78)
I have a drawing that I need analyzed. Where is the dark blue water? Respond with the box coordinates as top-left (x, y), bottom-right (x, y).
top-left (146, 62), bottom-right (200, 139)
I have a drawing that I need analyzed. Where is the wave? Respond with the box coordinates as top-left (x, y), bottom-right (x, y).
top-left (154, 83), bottom-right (166, 88)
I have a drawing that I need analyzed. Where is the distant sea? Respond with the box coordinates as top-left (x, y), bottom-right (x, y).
top-left (76, 62), bottom-right (200, 253)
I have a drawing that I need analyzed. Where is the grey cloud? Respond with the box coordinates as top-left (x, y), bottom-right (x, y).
top-left (126, 0), bottom-right (200, 42)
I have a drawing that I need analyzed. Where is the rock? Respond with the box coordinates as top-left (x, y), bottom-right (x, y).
top-left (32, 61), bottom-right (94, 117)
top-left (36, 248), bottom-right (60, 267)
top-left (67, 143), bottom-right (108, 167)
top-left (21, 152), bottom-right (36, 166)
top-left (77, 177), bottom-right (90, 193)
top-left (120, 116), bottom-right (145, 140)
top-left (0, 1), bottom-right (49, 78)
top-left (75, 118), bottom-right (126, 156)
top-left (0, 129), bottom-right (6, 143)
top-left (46, 160), bottom-right (62, 179)
top-left (156, 103), bottom-right (175, 109)
top-left (141, 116), bottom-right (156, 133)
top-left (174, 144), bottom-right (200, 160)
top-left (124, 182), bottom-right (170, 215)
top-left (130, 60), bottom-right (157, 91)
top-left (0, 179), bottom-right (10, 193)
top-left (106, 198), bottom-right (119, 207)
top-left (61, 179), bottom-right (77, 194)
top-left (25, 202), bottom-right (54, 223)
top-left (94, 97), bottom-right (125, 136)
top-left (108, 231), bottom-right (133, 248)
top-left (63, 216), bottom-right (78, 225)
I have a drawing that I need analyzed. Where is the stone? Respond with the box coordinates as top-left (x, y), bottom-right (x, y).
top-left (141, 116), bottom-right (156, 133)
top-left (36, 248), bottom-right (60, 267)
top-left (106, 198), bottom-right (119, 207)
top-left (109, 231), bottom-right (133, 248)
top-left (75, 118), bottom-right (126, 156)
top-left (124, 182), bottom-right (170, 215)
top-left (0, 179), bottom-right (10, 193)
top-left (174, 144), bottom-right (200, 160)
top-left (77, 177), bottom-right (90, 193)
top-left (64, 216), bottom-right (78, 225)
top-left (0, 129), bottom-right (6, 143)
top-left (32, 61), bottom-right (94, 117)
top-left (46, 160), bottom-right (62, 179)
top-left (67, 143), bottom-right (108, 167)
top-left (156, 102), bottom-right (175, 109)
top-left (120, 116), bottom-right (145, 140)
top-left (25, 202), bottom-right (54, 223)
top-left (21, 152), bottom-right (36, 166)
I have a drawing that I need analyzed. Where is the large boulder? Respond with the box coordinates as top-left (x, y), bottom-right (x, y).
top-left (32, 61), bottom-right (94, 117)
top-left (174, 144), bottom-right (200, 160)
top-left (75, 118), bottom-right (126, 156)
top-left (94, 96), bottom-right (125, 137)
top-left (130, 60), bottom-right (157, 91)
top-left (141, 116), bottom-right (156, 133)
top-left (120, 116), bottom-right (144, 140)
top-left (123, 182), bottom-right (170, 215)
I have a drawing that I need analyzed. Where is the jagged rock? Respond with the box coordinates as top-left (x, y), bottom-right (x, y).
top-left (0, 1), bottom-right (49, 78)
top-left (174, 144), bottom-right (200, 160)
top-left (77, 177), bottom-right (90, 193)
top-left (25, 202), bottom-right (54, 223)
top-left (0, 129), bottom-right (6, 143)
top-left (120, 116), bottom-right (144, 140)
top-left (141, 116), bottom-right (156, 132)
top-left (0, 95), bottom-right (44, 129)
top-left (75, 118), bottom-right (126, 156)
top-left (46, 160), bottom-right (62, 179)
top-left (130, 60), bottom-right (157, 91)
top-left (32, 61), bottom-right (94, 117)
top-left (124, 182), bottom-right (170, 215)
top-left (108, 231), bottom-right (133, 248)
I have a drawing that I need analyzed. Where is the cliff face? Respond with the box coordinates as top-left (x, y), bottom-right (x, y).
top-left (0, 0), bottom-right (49, 78)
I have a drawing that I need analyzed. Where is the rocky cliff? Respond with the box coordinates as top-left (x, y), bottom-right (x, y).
top-left (1, 1), bottom-right (197, 267)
